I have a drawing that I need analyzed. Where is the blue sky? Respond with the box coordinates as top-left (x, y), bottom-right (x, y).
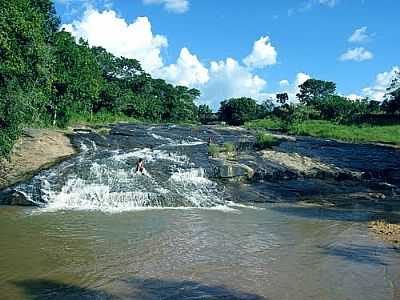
top-left (55, 0), bottom-right (400, 109)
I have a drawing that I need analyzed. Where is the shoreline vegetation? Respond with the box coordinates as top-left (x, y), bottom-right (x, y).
top-left (1, 1), bottom-right (399, 158)
top-left (246, 119), bottom-right (400, 146)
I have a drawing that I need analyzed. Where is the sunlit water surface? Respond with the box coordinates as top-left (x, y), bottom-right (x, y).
top-left (1, 125), bottom-right (399, 299)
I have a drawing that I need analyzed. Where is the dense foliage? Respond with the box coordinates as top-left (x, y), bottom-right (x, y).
top-left (218, 77), bottom-right (399, 129)
top-left (0, 0), bottom-right (201, 157)
top-left (218, 97), bottom-right (265, 126)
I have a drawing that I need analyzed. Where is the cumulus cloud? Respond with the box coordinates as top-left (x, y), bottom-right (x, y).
top-left (154, 47), bottom-right (209, 86)
top-left (348, 26), bottom-right (371, 43)
top-left (243, 36), bottom-right (277, 69)
top-left (143, 0), bottom-right (189, 13)
top-left (279, 80), bottom-right (289, 88)
top-left (362, 66), bottom-right (399, 101)
top-left (63, 9), bottom-right (281, 110)
top-left (347, 94), bottom-right (363, 101)
top-left (198, 58), bottom-right (268, 110)
top-left (277, 72), bottom-right (311, 103)
top-left (339, 47), bottom-right (373, 62)
top-left (62, 9), bottom-right (168, 73)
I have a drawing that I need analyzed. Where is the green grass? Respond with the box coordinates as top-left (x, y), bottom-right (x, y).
top-left (68, 112), bottom-right (141, 126)
top-left (245, 118), bottom-right (286, 130)
top-left (223, 142), bottom-right (235, 153)
top-left (208, 142), bottom-right (236, 158)
top-left (289, 120), bottom-right (400, 145)
top-left (208, 144), bottom-right (220, 158)
top-left (255, 132), bottom-right (280, 149)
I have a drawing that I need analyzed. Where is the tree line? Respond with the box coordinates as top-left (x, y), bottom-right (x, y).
top-left (211, 76), bottom-right (400, 126)
top-left (0, 0), bottom-right (200, 157)
top-left (1, 1), bottom-right (399, 157)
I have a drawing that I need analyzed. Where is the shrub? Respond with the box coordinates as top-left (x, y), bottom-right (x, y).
top-left (208, 144), bottom-right (220, 157)
top-left (245, 118), bottom-right (286, 130)
top-left (255, 132), bottom-right (280, 149)
top-left (223, 142), bottom-right (235, 153)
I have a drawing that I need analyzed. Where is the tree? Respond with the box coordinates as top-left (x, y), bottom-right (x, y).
top-left (261, 97), bottom-right (275, 114)
top-left (198, 104), bottom-right (213, 124)
top-left (0, 0), bottom-right (54, 156)
top-left (276, 93), bottom-right (289, 105)
top-left (218, 97), bottom-right (260, 126)
top-left (382, 71), bottom-right (400, 114)
top-left (297, 79), bottom-right (336, 106)
top-left (49, 32), bottom-right (103, 125)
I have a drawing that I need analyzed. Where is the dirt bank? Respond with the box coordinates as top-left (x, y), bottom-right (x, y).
top-left (369, 220), bottom-right (400, 247)
top-left (0, 128), bottom-right (76, 190)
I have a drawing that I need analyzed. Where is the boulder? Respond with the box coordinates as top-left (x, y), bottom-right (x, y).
top-left (0, 188), bottom-right (35, 206)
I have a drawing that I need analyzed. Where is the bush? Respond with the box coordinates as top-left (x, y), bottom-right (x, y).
top-left (218, 97), bottom-right (263, 126)
top-left (208, 144), bottom-right (220, 157)
top-left (245, 118), bottom-right (286, 130)
top-left (255, 132), bottom-right (280, 149)
top-left (223, 142), bottom-right (235, 153)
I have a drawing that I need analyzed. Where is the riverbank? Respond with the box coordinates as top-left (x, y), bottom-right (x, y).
top-left (245, 119), bottom-right (400, 146)
top-left (369, 220), bottom-right (400, 248)
top-left (0, 128), bottom-right (76, 190)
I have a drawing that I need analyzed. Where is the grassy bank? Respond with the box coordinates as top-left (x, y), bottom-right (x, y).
top-left (246, 119), bottom-right (400, 145)
top-left (68, 112), bottom-right (142, 127)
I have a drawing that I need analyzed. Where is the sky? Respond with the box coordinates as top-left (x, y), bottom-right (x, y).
top-left (55, 0), bottom-right (400, 110)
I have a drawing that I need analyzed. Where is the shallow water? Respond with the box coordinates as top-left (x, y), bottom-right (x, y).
top-left (1, 204), bottom-right (399, 299)
top-left (1, 125), bottom-right (399, 299)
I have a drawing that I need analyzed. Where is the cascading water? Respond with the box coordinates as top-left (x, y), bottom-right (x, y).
top-left (15, 126), bottom-right (226, 212)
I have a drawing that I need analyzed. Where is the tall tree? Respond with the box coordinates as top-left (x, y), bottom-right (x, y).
top-left (276, 93), bottom-right (289, 105)
top-left (382, 71), bottom-right (400, 114)
top-left (218, 97), bottom-right (260, 126)
top-left (0, 0), bottom-right (53, 156)
top-left (296, 79), bottom-right (336, 105)
top-left (198, 104), bottom-right (213, 124)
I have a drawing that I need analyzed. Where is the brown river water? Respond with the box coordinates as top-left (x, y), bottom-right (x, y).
top-left (0, 125), bottom-right (399, 299)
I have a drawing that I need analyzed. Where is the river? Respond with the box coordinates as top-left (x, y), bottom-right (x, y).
top-left (0, 125), bottom-right (399, 299)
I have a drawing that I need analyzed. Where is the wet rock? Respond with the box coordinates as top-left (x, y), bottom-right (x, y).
top-left (0, 188), bottom-right (35, 206)
top-left (260, 150), bottom-right (364, 180)
top-left (209, 155), bottom-right (254, 180)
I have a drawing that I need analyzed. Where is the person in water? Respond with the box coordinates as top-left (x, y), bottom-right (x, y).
top-left (135, 158), bottom-right (145, 174)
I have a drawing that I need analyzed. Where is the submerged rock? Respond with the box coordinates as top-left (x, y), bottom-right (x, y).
top-left (214, 161), bottom-right (254, 180)
top-left (0, 188), bottom-right (35, 206)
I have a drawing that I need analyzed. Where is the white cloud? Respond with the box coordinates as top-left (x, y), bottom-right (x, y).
top-left (348, 26), bottom-right (370, 43)
top-left (347, 94), bottom-right (363, 101)
top-left (277, 72), bottom-right (311, 103)
top-left (291, 0), bottom-right (338, 15)
top-left (197, 58), bottom-right (268, 110)
top-left (63, 9), bottom-right (280, 110)
top-left (143, 0), bottom-right (189, 13)
top-left (243, 36), bottom-right (277, 69)
top-left (339, 47), bottom-right (373, 62)
top-left (362, 66), bottom-right (400, 101)
top-left (279, 80), bottom-right (289, 88)
top-left (154, 47), bottom-right (209, 86)
top-left (62, 9), bottom-right (168, 73)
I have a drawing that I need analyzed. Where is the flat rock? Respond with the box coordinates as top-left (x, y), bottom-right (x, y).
top-left (260, 149), bottom-right (364, 180)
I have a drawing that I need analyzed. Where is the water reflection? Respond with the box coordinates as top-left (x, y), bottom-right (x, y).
top-left (14, 277), bottom-right (266, 300)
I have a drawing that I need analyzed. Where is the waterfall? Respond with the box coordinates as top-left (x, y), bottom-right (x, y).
top-left (16, 129), bottom-right (226, 212)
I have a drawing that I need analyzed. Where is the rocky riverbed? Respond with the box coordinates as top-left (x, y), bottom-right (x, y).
top-left (1, 124), bottom-right (399, 244)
